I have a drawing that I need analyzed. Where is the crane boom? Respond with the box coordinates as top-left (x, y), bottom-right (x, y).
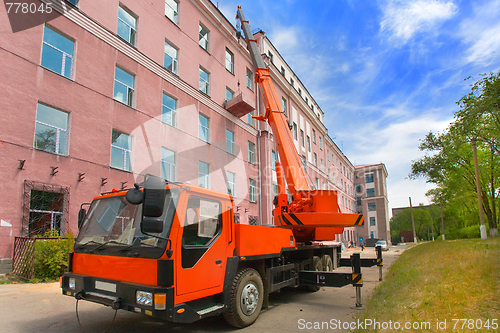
top-left (236, 6), bottom-right (364, 241)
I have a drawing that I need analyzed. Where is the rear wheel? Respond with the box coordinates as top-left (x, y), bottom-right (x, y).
top-left (307, 256), bottom-right (323, 292)
top-left (322, 254), bottom-right (333, 272)
top-left (223, 268), bottom-right (264, 328)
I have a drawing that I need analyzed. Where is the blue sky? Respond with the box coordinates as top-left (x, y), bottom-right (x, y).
top-left (217, 0), bottom-right (500, 213)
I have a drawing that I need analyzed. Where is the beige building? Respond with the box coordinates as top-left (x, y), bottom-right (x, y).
top-left (354, 164), bottom-right (390, 243)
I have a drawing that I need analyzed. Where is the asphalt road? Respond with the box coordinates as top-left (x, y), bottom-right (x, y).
top-left (0, 245), bottom-right (408, 333)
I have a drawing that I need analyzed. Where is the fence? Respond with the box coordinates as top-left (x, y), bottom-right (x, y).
top-left (12, 237), bottom-right (61, 280)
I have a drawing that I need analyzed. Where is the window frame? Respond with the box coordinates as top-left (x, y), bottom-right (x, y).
top-left (198, 23), bottom-right (209, 51)
top-left (225, 48), bottom-right (234, 74)
top-left (113, 66), bottom-right (135, 107)
top-left (110, 130), bottom-right (132, 172)
top-left (246, 68), bottom-right (253, 91)
top-left (227, 171), bottom-right (236, 197)
top-left (198, 161), bottom-right (210, 189)
top-left (161, 147), bottom-right (176, 182)
top-left (117, 5), bottom-right (137, 46)
top-left (248, 141), bottom-right (255, 164)
top-left (34, 103), bottom-right (69, 156)
top-left (199, 66), bottom-right (210, 95)
top-left (41, 25), bottom-right (74, 79)
top-left (164, 40), bottom-right (178, 74)
top-left (162, 92), bottom-right (177, 127)
top-left (198, 113), bottom-right (210, 143)
top-left (226, 129), bottom-right (235, 155)
top-left (249, 178), bottom-right (257, 203)
top-left (164, 0), bottom-right (179, 25)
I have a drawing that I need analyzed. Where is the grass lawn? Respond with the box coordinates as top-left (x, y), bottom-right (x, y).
top-left (356, 238), bottom-right (500, 332)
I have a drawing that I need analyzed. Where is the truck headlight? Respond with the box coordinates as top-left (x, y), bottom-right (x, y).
top-left (136, 291), bottom-right (153, 306)
top-left (69, 278), bottom-right (76, 290)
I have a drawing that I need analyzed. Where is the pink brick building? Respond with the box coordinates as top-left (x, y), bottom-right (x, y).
top-left (0, 0), bottom-right (356, 272)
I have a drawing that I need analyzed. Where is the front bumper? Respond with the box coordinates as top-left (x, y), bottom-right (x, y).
top-left (61, 273), bottom-right (174, 321)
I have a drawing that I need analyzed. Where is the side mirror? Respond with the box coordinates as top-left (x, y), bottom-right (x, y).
top-left (143, 176), bottom-right (166, 217)
top-left (78, 208), bottom-right (86, 229)
top-left (142, 217), bottom-right (164, 234)
top-left (126, 187), bottom-right (144, 205)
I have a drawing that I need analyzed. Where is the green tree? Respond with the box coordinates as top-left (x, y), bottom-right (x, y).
top-left (410, 71), bottom-right (500, 238)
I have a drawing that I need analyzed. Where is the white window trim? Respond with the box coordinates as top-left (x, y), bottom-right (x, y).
top-left (165, 0), bottom-right (179, 24)
top-left (161, 149), bottom-right (176, 182)
top-left (118, 6), bottom-right (137, 45)
top-left (35, 115), bottom-right (69, 156)
top-left (162, 93), bottom-right (177, 127)
top-left (42, 37), bottom-right (73, 78)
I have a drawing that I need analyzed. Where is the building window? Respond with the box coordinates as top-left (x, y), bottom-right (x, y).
top-left (370, 231), bottom-right (375, 239)
top-left (280, 66), bottom-right (285, 76)
top-left (305, 97), bottom-right (309, 104)
top-left (111, 130), bottom-right (132, 171)
top-left (29, 190), bottom-right (64, 237)
top-left (368, 202), bottom-right (376, 211)
top-left (161, 148), bottom-right (176, 181)
top-left (370, 217), bottom-right (376, 226)
top-left (315, 178), bottom-right (319, 189)
top-left (332, 154), bottom-right (335, 164)
top-left (272, 183), bottom-right (279, 198)
top-left (268, 51), bottom-right (273, 63)
top-left (165, 0), bottom-right (179, 24)
top-left (327, 168), bottom-right (330, 180)
top-left (312, 129), bottom-right (316, 143)
top-left (366, 188), bottom-right (375, 197)
top-left (300, 130), bottom-right (305, 147)
top-left (290, 78), bottom-right (294, 87)
top-left (249, 179), bottom-right (256, 202)
top-left (246, 68), bottom-right (253, 90)
top-left (319, 136), bottom-right (323, 150)
top-left (307, 136), bottom-right (311, 152)
top-left (199, 67), bottom-right (210, 95)
top-left (162, 93), bottom-right (177, 127)
top-left (164, 41), bottom-right (178, 74)
top-left (66, 0), bottom-right (79, 6)
top-left (320, 159), bottom-right (324, 172)
top-left (281, 97), bottom-right (287, 116)
top-left (225, 48), bottom-right (234, 73)
top-left (198, 161), bottom-right (210, 188)
top-left (226, 87), bottom-right (234, 101)
top-left (34, 103), bottom-right (69, 155)
top-left (298, 88), bottom-right (302, 96)
top-left (248, 110), bottom-right (254, 127)
top-left (356, 184), bottom-right (362, 193)
top-left (199, 113), bottom-right (209, 142)
top-left (227, 171), bottom-right (235, 196)
top-left (365, 173), bottom-right (374, 183)
top-left (41, 25), bottom-right (74, 79)
top-left (248, 141), bottom-right (255, 164)
top-left (117, 5), bottom-right (137, 46)
top-left (226, 130), bottom-right (235, 155)
top-left (327, 150), bottom-right (330, 162)
top-left (300, 155), bottom-right (307, 172)
top-left (114, 66), bottom-right (135, 107)
top-left (356, 197), bottom-right (361, 206)
top-left (314, 153), bottom-right (317, 167)
top-left (272, 150), bottom-right (276, 170)
top-left (293, 122), bottom-right (298, 140)
top-left (198, 23), bottom-right (209, 50)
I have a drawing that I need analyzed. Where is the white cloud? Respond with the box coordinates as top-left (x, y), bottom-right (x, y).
top-left (338, 110), bottom-right (452, 213)
top-left (458, 0), bottom-right (500, 66)
top-left (380, 0), bottom-right (457, 45)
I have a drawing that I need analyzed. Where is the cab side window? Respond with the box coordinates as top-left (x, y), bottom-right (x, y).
top-left (181, 196), bottom-right (222, 267)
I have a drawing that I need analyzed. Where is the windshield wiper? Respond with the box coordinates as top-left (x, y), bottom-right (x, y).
top-left (76, 240), bottom-right (101, 249)
top-left (93, 240), bottom-right (128, 252)
top-left (118, 241), bottom-right (160, 253)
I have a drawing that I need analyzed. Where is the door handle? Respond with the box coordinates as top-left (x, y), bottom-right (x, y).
top-left (215, 260), bottom-right (222, 265)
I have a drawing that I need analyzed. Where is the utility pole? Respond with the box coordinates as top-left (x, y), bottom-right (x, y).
top-left (471, 138), bottom-right (487, 240)
top-left (440, 202), bottom-right (445, 241)
top-left (409, 197), bottom-right (417, 244)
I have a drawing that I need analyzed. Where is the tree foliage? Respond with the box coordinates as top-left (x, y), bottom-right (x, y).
top-left (410, 71), bottom-right (500, 238)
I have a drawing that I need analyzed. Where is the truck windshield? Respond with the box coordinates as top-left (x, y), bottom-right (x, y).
top-left (75, 188), bottom-right (180, 258)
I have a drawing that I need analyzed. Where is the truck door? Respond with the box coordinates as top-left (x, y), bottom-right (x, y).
top-left (175, 195), bottom-right (227, 297)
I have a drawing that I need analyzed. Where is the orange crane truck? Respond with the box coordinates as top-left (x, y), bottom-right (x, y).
top-left (61, 7), bottom-right (368, 328)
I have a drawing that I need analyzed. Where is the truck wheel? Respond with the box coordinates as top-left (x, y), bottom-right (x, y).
top-left (322, 255), bottom-right (333, 272)
top-left (223, 268), bottom-right (264, 328)
top-left (307, 256), bottom-right (323, 292)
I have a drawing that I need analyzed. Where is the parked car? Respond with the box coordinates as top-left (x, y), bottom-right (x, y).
top-left (375, 240), bottom-right (389, 251)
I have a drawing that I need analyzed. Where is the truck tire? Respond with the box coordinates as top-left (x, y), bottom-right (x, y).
top-left (223, 268), bottom-right (264, 328)
top-left (322, 255), bottom-right (333, 272)
top-left (307, 256), bottom-right (323, 292)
